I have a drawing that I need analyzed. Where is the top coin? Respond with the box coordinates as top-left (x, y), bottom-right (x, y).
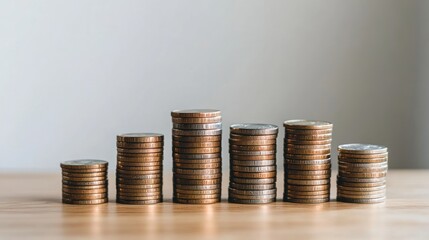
top-left (60, 159), bottom-right (108, 169)
top-left (230, 123), bottom-right (278, 135)
top-left (338, 143), bottom-right (388, 154)
top-left (283, 120), bottom-right (333, 130)
top-left (171, 109), bottom-right (221, 118)
top-left (117, 133), bottom-right (164, 142)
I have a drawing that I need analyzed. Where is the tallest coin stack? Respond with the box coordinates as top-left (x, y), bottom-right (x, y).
top-left (171, 109), bottom-right (222, 204)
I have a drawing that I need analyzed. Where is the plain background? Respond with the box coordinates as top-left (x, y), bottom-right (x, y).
top-left (0, 0), bottom-right (428, 171)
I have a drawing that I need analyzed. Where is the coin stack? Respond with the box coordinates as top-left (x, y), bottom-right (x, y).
top-left (171, 109), bottom-right (222, 204)
top-left (228, 124), bottom-right (278, 204)
top-left (337, 144), bottom-right (388, 204)
top-left (116, 133), bottom-right (164, 204)
top-left (61, 159), bottom-right (109, 205)
top-left (283, 120), bottom-right (333, 204)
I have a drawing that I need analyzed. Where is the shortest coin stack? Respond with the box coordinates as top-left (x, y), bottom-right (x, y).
top-left (61, 159), bottom-right (109, 205)
top-left (337, 143), bottom-right (388, 204)
top-left (116, 133), bottom-right (164, 205)
top-left (229, 123), bottom-right (278, 204)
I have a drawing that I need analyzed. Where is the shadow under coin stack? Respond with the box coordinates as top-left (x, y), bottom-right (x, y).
top-left (229, 124), bottom-right (278, 204)
top-left (171, 109), bottom-right (222, 204)
top-left (116, 133), bottom-right (164, 204)
top-left (283, 120), bottom-right (333, 203)
top-left (337, 144), bottom-right (388, 204)
top-left (61, 159), bottom-right (108, 205)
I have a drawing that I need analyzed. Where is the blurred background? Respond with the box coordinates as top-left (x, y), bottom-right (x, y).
top-left (0, 0), bottom-right (428, 171)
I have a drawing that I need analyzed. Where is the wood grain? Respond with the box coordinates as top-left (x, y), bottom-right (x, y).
top-left (0, 170), bottom-right (428, 239)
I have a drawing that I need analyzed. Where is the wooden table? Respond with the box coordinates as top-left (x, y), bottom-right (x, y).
top-left (1, 170), bottom-right (428, 239)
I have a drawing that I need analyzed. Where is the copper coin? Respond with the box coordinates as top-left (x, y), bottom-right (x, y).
top-left (174, 184), bottom-right (220, 190)
top-left (230, 150), bottom-right (276, 156)
top-left (174, 162), bottom-right (221, 169)
top-left (172, 129), bottom-right (222, 136)
top-left (174, 189), bottom-right (221, 195)
top-left (336, 196), bottom-right (385, 204)
top-left (173, 173), bottom-right (221, 180)
top-left (287, 190), bottom-right (330, 196)
top-left (173, 198), bottom-right (220, 204)
top-left (173, 158), bottom-right (222, 164)
top-left (117, 199), bottom-right (161, 205)
top-left (337, 192), bottom-right (385, 199)
top-left (230, 145), bottom-right (276, 151)
top-left (337, 176), bottom-right (386, 183)
top-left (230, 182), bottom-right (275, 190)
top-left (116, 141), bottom-right (163, 149)
top-left (287, 184), bottom-right (330, 191)
top-left (338, 161), bottom-right (388, 168)
top-left (338, 144), bottom-right (388, 154)
top-left (117, 187), bottom-right (161, 194)
top-left (62, 171), bottom-right (107, 178)
top-left (117, 195), bottom-right (162, 201)
top-left (117, 165), bottom-right (162, 171)
top-left (117, 161), bottom-right (162, 167)
top-left (62, 184), bottom-right (107, 190)
top-left (174, 193), bottom-right (220, 199)
top-left (117, 133), bottom-right (164, 143)
top-left (286, 169), bottom-right (331, 175)
top-left (286, 159), bottom-right (331, 165)
top-left (117, 147), bottom-right (163, 154)
top-left (173, 123), bottom-right (222, 130)
top-left (336, 180), bottom-right (386, 188)
top-left (285, 128), bottom-right (332, 135)
top-left (231, 177), bottom-right (275, 184)
top-left (230, 134), bottom-right (277, 140)
top-left (286, 174), bottom-right (331, 180)
top-left (229, 139), bottom-right (276, 146)
top-left (286, 139), bottom-right (332, 145)
top-left (232, 166), bottom-right (276, 173)
top-left (338, 152), bottom-right (388, 159)
top-left (60, 159), bottom-right (108, 169)
top-left (231, 155), bottom-right (276, 161)
top-left (63, 193), bottom-right (107, 200)
top-left (228, 192), bottom-right (276, 200)
top-left (230, 123), bottom-right (279, 136)
top-left (173, 135), bottom-right (222, 142)
top-left (286, 148), bottom-right (331, 155)
top-left (338, 156), bottom-right (388, 163)
top-left (285, 143), bottom-right (331, 150)
top-left (287, 192), bottom-right (330, 198)
top-left (286, 133), bottom-right (332, 140)
top-left (171, 109), bottom-right (221, 118)
top-left (117, 152), bottom-right (163, 158)
top-left (62, 176), bottom-right (107, 182)
top-left (229, 197), bottom-right (275, 204)
top-left (229, 188), bottom-right (276, 196)
top-left (231, 160), bottom-right (275, 167)
top-left (338, 165), bottom-right (388, 173)
top-left (173, 178), bottom-right (222, 185)
top-left (339, 172), bottom-right (387, 178)
top-left (285, 197), bottom-right (330, 203)
top-left (287, 179), bottom-right (330, 186)
top-left (283, 120), bottom-right (333, 130)
top-left (173, 141), bottom-right (221, 148)
top-left (62, 198), bottom-right (108, 205)
top-left (285, 163), bottom-right (331, 171)
top-left (117, 191), bottom-right (161, 197)
top-left (117, 183), bottom-right (162, 189)
top-left (62, 180), bottom-right (108, 186)
top-left (172, 116), bottom-right (222, 124)
top-left (174, 168), bottom-right (221, 175)
top-left (285, 154), bottom-right (331, 160)
top-left (173, 153), bottom-right (221, 159)
top-left (116, 178), bottom-right (161, 185)
top-left (116, 172), bottom-right (161, 179)
top-left (117, 155), bottom-right (163, 163)
top-left (337, 185), bottom-right (386, 192)
top-left (231, 171), bottom-right (276, 179)
top-left (61, 167), bottom-right (107, 173)
top-left (337, 189), bottom-right (385, 196)
top-left (63, 188), bottom-right (107, 194)
top-left (173, 147), bottom-right (221, 154)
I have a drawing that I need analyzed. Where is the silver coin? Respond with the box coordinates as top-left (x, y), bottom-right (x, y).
top-left (286, 159), bottom-right (331, 165)
top-left (338, 143), bottom-right (388, 154)
top-left (228, 192), bottom-right (276, 200)
top-left (231, 177), bottom-right (276, 184)
top-left (61, 159), bottom-right (108, 168)
top-left (173, 184), bottom-right (221, 190)
top-left (232, 165), bottom-right (277, 173)
top-left (170, 109), bottom-right (221, 118)
top-left (231, 160), bottom-right (276, 166)
top-left (230, 123), bottom-right (279, 135)
top-left (172, 129), bottom-right (222, 136)
top-left (173, 153), bottom-right (221, 159)
top-left (230, 182), bottom-right (275, 190)
top-left (283, 120), bottom-right (333, 129)
top-left (230, 150), bottom-right (276, 156)
top-left (173, 122), bottom-right (222, 130)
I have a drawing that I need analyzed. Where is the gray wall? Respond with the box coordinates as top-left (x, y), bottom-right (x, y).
top-left (0, 0), bottom-right (424, 171)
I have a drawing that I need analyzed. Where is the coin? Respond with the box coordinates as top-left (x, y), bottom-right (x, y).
top-left (62, 192), bottom-right (108, 200)
top-left (230, 134), bottom-right (277, 140)
top-left (285, 128), bottom-right (332, 134)
top-left (173, 198), bottom-right (220, 204)
top-left (173, 141), bottom-right (221, 148)
top-left (229, 139), bottom-right (277, 146)
top-left (286, 174), bottom-right (331, 180)
top-left (116, 173), bottom-right (161, 179)
top-left (287, 184), bottom-right (330, 191)
top-left (173, 178), bottom-right (222, 185)
top-left (173, 147), bottom-right (221, 154)
top-left (338, 157), bottom-right (388, 163)
top-left (286, 163), bottom-right (331, 171)
top-left (117, 191), bottom-right (161, 197)
top-left (174, 189), bottom-right (221, 195)
top-left (174, 184), bottom-right (220, 190)
top-left (285, 154), bottom-right (331, 160)
top-left (117, 152), bottom-right (163, 158)
top-left (62, 198), bottom-right (108, 205)
top-left (62, 188), bottom-right (107, 194)
top-left (117, 183), bottom-right (161, 189)
top-left (337, 192), bottom-right (385, 199)
top-left (339, 172), bottom-right (387, 178)
top-left (116, 178), bottom-right (161, 184)
top-left (172, 116), bottom-right (222, 124)
top-left (230, 183), bottom-right (275, 190)
top-left (173, 173), bottom-right (221, 180)
top-left (62, 171), bottom-right (107, 178)
top-left (172, 129), bottom-right (222, 136)
top-left (229, 192), bottom-right (276, 200)
top-left (116, 141), bottom-right (163, 149)
top-left (286, 159), bottom-right (331, 165)
top-left (117, 195), bottom-right (162, 201)
top-left (231, 171), bottom-right (276, 179)
top-left (230, 154), bottom-right (276, 161)
top-left (230, 150), bottom-right (276, 156)
top-left (62, 180), bottom-right (108, 186)
top-left (117, 147), bottom-right (163, 154)
top-left (283, 120), bottom-right (333, 130)
top-left (338, 144), bottom-right (388, 154)
top-left (62, 176), bottom-right (107, 182)
top-left (232, 166), bottom-right (276, 172)
top-left (62, 184), bottom-right (107, 190)
top-left (117, 165), bottom-right (162, 171)
top-left (117, 155), bottom-right (163, 163)
top-left (286, 148), bottom-right (331, 155)
top-left (117, 133), bottom-right (164, 142)
top-left (286, 133), bottom-right (332, 141)
top-left (286, 198), bottom-right (330, 203)
top-left (173, 135), bottom-right (222, 142)
top-left (287, 190), bottom-right (330, 196)
top-left (117, 187), bottom-right (161, 193)
top-left (60, 159), bottom-right (108, 169)
top-left (336, 196), bottom-right (385, 204)
top-left (174, 168), bottom-right (221, 175)
top-left (336, 180), bottom-right (386, 188)
top-left (174, 162), bottom-right (221, 169)
top-left (230, 144), bottom-right (276, 151)
top-left (287, 193), bottom-right (330, 199)
top-left (337, 176), bottom-right (386, 183)
top-left (117, 199), bottom-right (161, 205)
top-left (117, 161), bottom-right (162, 167)
top-left (338, 152), bottom-right (388, 159)
top-left (231, 160), bottom-right (275, 167)
top-left (229, 188), bottom-right (276, 196)
top-left (337, 185), bottom-right (386, 192)
top-left (286, 169), bottom-right (331, 175)
top-left (174, 193), bottom-right (220, 199)
top-left (286, 139), bottom-right (332, 145)
top-left (230, 177), bottom-right (276, 185)
top-left (173, 158), bottom-right (222, 164)
top-left (173, 153), bottom-right (221, 159)
top-left (228, 198), bottom-right (275, 204)
top-left (285, 144), bottom-right (331, 150)
top-left (287, 179), bottom-right (330, 185)
top-left (173, 123), bottom-right (222, 130)
top-left (230, 123), bottom-right (279, 135)
top-left (338, 165), bottom-right (388, 173)
top-left (171, 109), bottom-right (221, 118)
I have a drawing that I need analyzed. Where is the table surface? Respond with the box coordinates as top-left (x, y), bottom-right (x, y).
top-left (1, 170), bottom-right (428, 240)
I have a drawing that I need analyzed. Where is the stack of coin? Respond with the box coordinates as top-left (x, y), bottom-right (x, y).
top-left (337, 143), bottom-right (388, 204)
top-left (228, 123), bottom-right (278, 204)
top-left (61, 159), bottom-right (108, 205)
top-left (283, 120), bottom-right (333, 203)
top-left (116, 133), bottom-right (164, 204)
top-left (171, 109), bottom-right (222, 204)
